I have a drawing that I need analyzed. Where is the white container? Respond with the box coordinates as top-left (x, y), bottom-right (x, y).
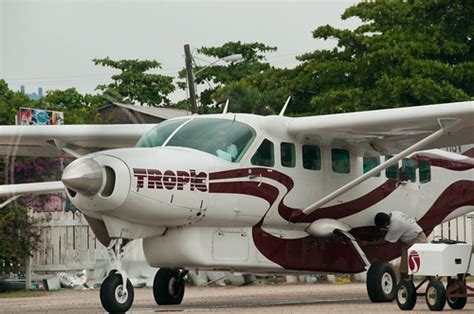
top-left (408, 243), bottom-right (474, 276)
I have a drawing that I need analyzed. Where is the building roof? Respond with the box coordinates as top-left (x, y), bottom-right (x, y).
top-left (100, 102), bottom-right (191, 120)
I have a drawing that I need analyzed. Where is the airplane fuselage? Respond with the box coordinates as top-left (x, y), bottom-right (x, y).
top-left (64, 113), bottom-right (474, 274)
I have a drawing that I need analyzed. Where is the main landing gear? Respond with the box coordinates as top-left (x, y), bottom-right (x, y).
top-left (334, 229), bottom-right (397, 303)
top-left (100, 238), bottom-right (134, 313)
top-left (153, 268), bottom-right (188, 305)
top-left (366, 261), bottom-right (397, 302)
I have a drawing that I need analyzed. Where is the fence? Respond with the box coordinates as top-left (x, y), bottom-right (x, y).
top-left (431, 212), bottom-right (474, 243)
top-left (28, 210), bottom-right (108, 278)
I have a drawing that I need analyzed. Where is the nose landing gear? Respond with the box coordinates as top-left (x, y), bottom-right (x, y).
top-left (100, 238), bottom-right (135, 313)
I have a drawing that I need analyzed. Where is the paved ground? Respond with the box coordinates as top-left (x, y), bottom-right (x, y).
top-left (1, 282), bottom-right (473, 313)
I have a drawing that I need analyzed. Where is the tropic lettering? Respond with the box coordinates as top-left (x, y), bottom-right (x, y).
top-left (133, 168), bottom-right (207, 192)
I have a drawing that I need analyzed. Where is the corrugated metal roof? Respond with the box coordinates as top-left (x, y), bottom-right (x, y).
top-left (101, 102), bottom-right (191, 119)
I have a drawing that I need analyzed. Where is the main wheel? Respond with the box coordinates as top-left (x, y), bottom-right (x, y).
top-left (447, 280), bottom-right (467, 310)
top-left (425, 280), bottom-right (446, 311)
top-left (153, 268), bottom-right (185, 305)
top-left (100, 273), bottom-right (134, 313)
top-left (396, 279), bottom-right (417, 310)
top-left (367, 261), bottom-right (397, 302)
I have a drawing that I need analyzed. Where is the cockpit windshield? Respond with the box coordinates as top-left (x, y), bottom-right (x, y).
top-left (135, 117), bottom-right (256, 163)
top-left (166, 118), bottom-right (256, 162)
top-left (135, 119), bottom-right (188, 148)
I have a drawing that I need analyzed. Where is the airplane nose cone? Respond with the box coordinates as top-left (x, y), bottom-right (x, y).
top-left (62, 158), bottom-right (103, 196)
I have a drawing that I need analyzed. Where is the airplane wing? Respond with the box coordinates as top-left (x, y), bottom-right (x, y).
top-left (287, 101), bottom-right (474, 156)
top-left (0, 124), bottom-right (156, 157)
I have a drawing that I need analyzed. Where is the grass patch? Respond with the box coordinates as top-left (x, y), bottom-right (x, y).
top-left (0, 290), bottom-right (48, 299)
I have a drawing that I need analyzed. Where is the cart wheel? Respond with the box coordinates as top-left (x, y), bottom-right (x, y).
top-left (425, 280), bottom-right (446, 311)
top-left (396, 279), bottom-right (417, 310)
top-left (447, 280), bottom-right (467, 310)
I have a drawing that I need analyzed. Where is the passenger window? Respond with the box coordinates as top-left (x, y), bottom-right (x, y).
top-left (332, 148), bottom-right (350, 173)
top-left (281, 142), bottom-right (295, 168)
top-left (302, 145), bottom-right (321, 170)
top-left (251, 139), bottom-right (274, 167)
top-left (363, 156), bottom-right (381, 177)
top-left (385, 155), bottom-right (399, 179)
top-left (418, 159), bottom-right (431, 183)
top-left (401, 158), bottom-right (416, 182)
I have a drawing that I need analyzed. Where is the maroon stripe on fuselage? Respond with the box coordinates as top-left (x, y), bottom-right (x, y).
top-left (463, 148), bottom-right (474, 158)
top-left (418, 180), bottom-right (474, 234)
top-left (209, 168), bottom-right (401, 223)
top-left (210, 152), bottom-right (473, 224)
top-left (413, 153), bottom-right (474, 171)
top-left (252, 180), bottom-right (474, 272)
top-left (282, 180), bottom-right (400, 223)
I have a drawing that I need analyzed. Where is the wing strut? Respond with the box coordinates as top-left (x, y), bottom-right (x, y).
top-left (301, 118), bottom-right (462, 216)
top-left (0, 181), bottom-right (65, 208)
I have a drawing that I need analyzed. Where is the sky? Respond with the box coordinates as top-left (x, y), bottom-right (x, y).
top-left (0, 0), bottom-right (359, 101)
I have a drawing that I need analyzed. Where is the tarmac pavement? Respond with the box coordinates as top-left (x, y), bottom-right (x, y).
top-left (1, 282), bottom-right (473, 313)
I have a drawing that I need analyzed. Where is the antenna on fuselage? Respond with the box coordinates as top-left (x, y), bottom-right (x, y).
top-left (279, 96), bottom-right (291, 116)
top-left (222, 99), bottom-right (229, 114)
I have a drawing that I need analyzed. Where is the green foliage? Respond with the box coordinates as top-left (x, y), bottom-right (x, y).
top-left (214, 67), bottom-right (298, 115)
top-left (0, 80), bottom-right (31, 125)
top-left (196, 41), bottom-right (276, 85)
top-left (0, 80), bottom-right (105, 125)
top-left (181, 41), bottom-right (277, 108)
top-left (294, 0), bottom-right (474, 114)
top-left (93, 57), bottom-right (175, 106)
top-left (0, 203), bottom-right (40, 270)
top-left (35, 88), bottom-right (104, 124)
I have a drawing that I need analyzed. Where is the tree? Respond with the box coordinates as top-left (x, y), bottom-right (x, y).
top-left (0, 80), bottom-right (32, 125)
top-left (93, 57), bottom-right (175, 106)
top-left (34, 88), bottom-right (104, 124)
top-left (195, 41), bottom-right (277, 85)
top-left (214, 67), bottom-right (298, 115)
top-left (180, 41), bottom-right (277, 109)
top-left (294, 0), bottom-right (474, 115)
top-left (0, 203), bottom-right (41, 272)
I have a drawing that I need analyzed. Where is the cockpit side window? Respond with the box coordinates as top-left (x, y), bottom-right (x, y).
top-left (135, 119), bottom-right (188, 148)
top-left (251, 139), bottom-right (274, 167)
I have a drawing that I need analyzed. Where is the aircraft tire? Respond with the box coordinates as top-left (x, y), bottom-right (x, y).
top-left (396, 279), bottom-right (416, 310)
top-left (366, 261), bottom-right (396, 302)
top-left (153, 268), bottom-right (185, 305)
top-left (425, 279), bottom-right (446, 311)
top-left (100, 273), bottom-right (134, 313)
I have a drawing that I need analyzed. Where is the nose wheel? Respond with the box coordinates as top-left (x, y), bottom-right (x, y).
top-left (100, 272), bottom-right (134, 312)
top-left (100, 238), bottom-right (134, 313)
top-left (153, 268), bottom-right (188, 305)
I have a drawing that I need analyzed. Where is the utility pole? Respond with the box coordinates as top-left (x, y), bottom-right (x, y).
top-left (184, 44), bottom-right (197, 114)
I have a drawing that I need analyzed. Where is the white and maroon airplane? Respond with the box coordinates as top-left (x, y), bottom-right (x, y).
top-left (0, 101), bottom-right (473, 312)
